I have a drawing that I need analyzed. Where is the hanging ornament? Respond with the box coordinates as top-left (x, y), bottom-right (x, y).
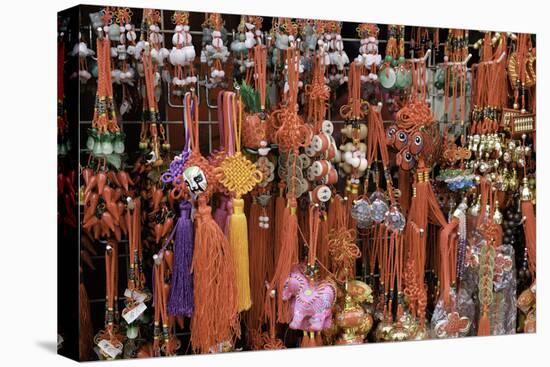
top-left (283, 205), bottom-right (337, 347)
top-left (169, 11), bottom-right (197, 94)
top-left (355, 23), bottom-right (381, 83)
top-left (231, 15), bottom-right (257, 82)
top-left (216, 93), bottom-right (263, 311)
top-left (200, 13), bottom-right (230, 88)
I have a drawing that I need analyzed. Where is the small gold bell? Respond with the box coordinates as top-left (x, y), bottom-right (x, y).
top-left (469, 195), bottom-right (481, 216)
top-left (375, 320), bottom-right (394, 342)
top-left (509, 170), bottom-right (519, 191)
top-left (520, 177), bottom-right (532, 201)
top-left (79, 186), bottom-right (86, 206)
top-left (493, 201), bottom-right (503, 224)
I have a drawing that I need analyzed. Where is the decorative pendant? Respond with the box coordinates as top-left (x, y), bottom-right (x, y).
top-left (216, 151), bottom-right (263, 197)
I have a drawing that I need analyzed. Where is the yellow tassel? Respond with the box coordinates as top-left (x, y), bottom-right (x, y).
top-left (230, 198), bottom-right (252, 312)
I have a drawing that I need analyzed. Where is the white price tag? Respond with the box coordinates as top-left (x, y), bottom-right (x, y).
top-left (97, 339), bottom-right (122, 359)
top-left (122, 302), bottom-right (147, 324)
top-left (124, 288), bottom-right (147, 303)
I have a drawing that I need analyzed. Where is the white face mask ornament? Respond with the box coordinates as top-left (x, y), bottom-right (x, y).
top-left (183, 166), bottom-right (208, 197)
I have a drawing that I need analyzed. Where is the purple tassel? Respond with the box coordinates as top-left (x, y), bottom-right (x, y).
top-left (168, 201), bottom-right (194, 317)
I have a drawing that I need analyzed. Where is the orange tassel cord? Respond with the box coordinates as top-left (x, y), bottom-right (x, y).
top-left (267, 46), bottom-right (311, 325)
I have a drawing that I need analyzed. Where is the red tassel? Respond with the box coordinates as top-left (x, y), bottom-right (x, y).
top-left (301, 332), bottom-right (312, 347)
top-left (314, 332), bottom-right (323, 346)
top-left (399, 169), bottom-right (410, 215)
top-left (477, 306), bottom-right (490, 336)
top-left (301, 332), bottom-right (320, 347)
top-left (79, 282), bottom-right (93, 361)
top-left (522, 200), bottom-right (536, 277)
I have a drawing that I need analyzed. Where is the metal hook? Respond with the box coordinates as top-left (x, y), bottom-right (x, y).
top-left (203, 77), bottom-right (220, 109)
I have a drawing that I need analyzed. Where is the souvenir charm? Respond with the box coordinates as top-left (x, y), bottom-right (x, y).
top-left (378, 59), bottom-right (397, 89)
top-left (333, 281), bottom-right (373, 345)
top-left (182, 166), bottom-right (208, 197)
top-left (230, 16), bottom-right (257, 81)
top-left (356, 23), bottom-right (381, 82)
top-left (241, 20), bottom-right (270, 150)
top-left (169, 11), bottom-right (197, 94)
top-left (325, 21), bottom-right (349, 87)
top-left (282, 265), bottom-right (336, 332)
top-left (200, 13), bottom-right (230, 88)
top-left (216, 93), bottom-right (263, 311)
top-left (72, 32), bottom-right (95, 83)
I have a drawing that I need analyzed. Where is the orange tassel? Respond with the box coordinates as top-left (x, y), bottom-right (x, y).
top-left (299, 203), bottom-right (309, 249)
top-left (399, 169), bottom-right (410, 215)
top-left (404, 161), bottom-right (447, 327)
top-left (190, 198), bottom-right (239, 354)
top-left (521, 200), bottom-right (536, 277)
top-left (317, 213), bottom-right (330, 268)
top-left (273, 186), bottom-right (286, 267)
top-left (477, 306), bottom-right (491, 336)
top-left (246, 199), bottom-right (272, 331)
top-left (329, 195), bottom-right (345, 273)
top-left (345, 185), bottom-right (357, 228)
top-left (301, 332), bottom-right (320, 347)
top-left (439, 218), bottom-right (459, 308)
top-left (265, 200), bottom-right (275, 280)
top-left (327, 196), bottom-right (339, 230)
top-left (270, 198), bottom-right (299, 324)
top-left (301, 332), bottom-right (312, 347)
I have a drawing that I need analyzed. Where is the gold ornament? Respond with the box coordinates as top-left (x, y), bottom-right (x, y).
top-left (388, 324), bottom-right (409, 341)
top-left (217, 151), bottom-right (263, 197)
top-left (216, 95), bottom-right (263, 198)
top-left (334, 296), bottom-right (367, 344)
top-left (375, 320), bottom-right (394, 342)
top-left (411, 326), bottom-right (429, 340)
top-left (347, 280), bottom-right (374, 304)
top-left (330, 280), bottom-right (374, 345)
top-left (524, 307), bottom-right (536, 333)
top-left (507, 52), bottom-right (536, 88)
top-left (357, 313), bottom-right (374, 336)
top-left (399, 311), bottom-right (418, 336)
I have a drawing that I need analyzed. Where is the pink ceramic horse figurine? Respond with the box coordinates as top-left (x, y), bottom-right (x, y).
top-left (282, 265), bottom-right (336, 332)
